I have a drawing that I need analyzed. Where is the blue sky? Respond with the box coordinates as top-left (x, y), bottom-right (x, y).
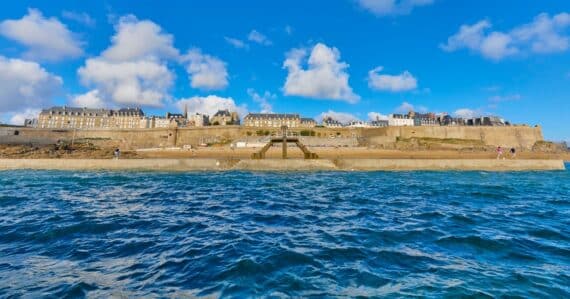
top-left (0, 0), bottom-right (568, 142)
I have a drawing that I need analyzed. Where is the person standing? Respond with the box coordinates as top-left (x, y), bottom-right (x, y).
top-left (510, 147), bottom-right (516, 159)
top-left (496, 146), bottom-right (503, 160)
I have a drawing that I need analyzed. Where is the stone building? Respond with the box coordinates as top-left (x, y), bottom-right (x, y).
top-left (210, 110), bottom-right (240, 125)
top-left (300, 117), bottom-right (317, 128)
top-left (188, 113), bottom-right (209, 127)
top-left (38, 106), bottom-right (145, 129)
top-left (114, 108), bottom-right (146, 128)
top-left (322, 116), bottom-right (344, 128)
top-left (409, 112), bottom-right (439, 126)
top-left (464, 116), bottom-right (507, 126)
top-left (243, 113), bottom-right (302, 128)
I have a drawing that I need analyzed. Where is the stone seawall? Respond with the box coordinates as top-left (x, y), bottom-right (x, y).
top-left (0, 159), bottom-right (564, 171)
top-left (3, 125), bottom-right (544, 150)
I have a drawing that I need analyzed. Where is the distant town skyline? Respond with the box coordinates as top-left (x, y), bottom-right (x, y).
top-left (0, 1), bottom-right (569, 142)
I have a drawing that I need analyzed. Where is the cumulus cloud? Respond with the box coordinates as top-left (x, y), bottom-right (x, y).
top-left (356, 0), bottom-right (434, 16)
top-left (368, 112), bottom-right (389, 121)
top-left (78, 58), bottom-right (174, 107)
top-left (368, 66), bottom-right (418, 92)
top-left (62, 11), bottom-right (96, 27)
top-left (0, 8), bottom-right (83, 61)
top-left (77, 15), bottom-right (179, 107)
top-left (175, 95), bottom-right (247, 117)
top-left (71, 89), bottom-right (106, 108)
top-left (0, 56), bottom-right (62, 113)
top-left (454, 108), bottom-right (480, 119)
top-left (395, 101), bottom-right (415, 113)
top-left (318, 110), bottom-right (359, 124)
top-left (283, 43), bottom-right (359, 103)
top-left (224, 36), bottom-right (249, 49)
top-left (101, 15), bottom-right (178, 62)
top-left (248, 30), bottom-right (272, 45)
top-left (394, 101), bottom-right (427, 113)
top-left (8, 108), bottom-right (40, 125)
top-left (247, 88), bottom-right (275, 113)
top-left (441, 13), bottom-right (570, 60)
top-left (182, 49), bottom-right (229, 90)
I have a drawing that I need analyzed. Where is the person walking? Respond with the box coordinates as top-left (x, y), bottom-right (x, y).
top-left (113, 148), bottom-right (120, 160)
top-left (510, 147), bottom-right (516, 159)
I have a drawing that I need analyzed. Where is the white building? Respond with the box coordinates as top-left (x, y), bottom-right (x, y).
top-left (346, 120), bottom-right (370, 128)
top-left (188, 113), bottom-right (209, 127)
top-left (388, 114), bottom-right (414, 126)
top-left (154, 117), bottom-right (172, 128)
top-left (322, 116), bottom-right (344, 128)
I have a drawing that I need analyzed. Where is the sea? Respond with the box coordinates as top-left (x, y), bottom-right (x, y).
top-left (1, 165), bottom-right (569, 298)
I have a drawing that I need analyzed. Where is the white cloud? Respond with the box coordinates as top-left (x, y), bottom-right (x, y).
top-left (101, 15), bottom-right (178, 62)
top-left (368, 111), bottom-right (388, 121)
top-left (62, 11), bottom-right (96, 27)
top-left (247, 88), bottom-right (275, 113)
top-left (488, 94), bottom-right (521, 103)
top-left (0, 8), bottom-right (83, 61)
top-left (77, 15), bottom-right (179, 107)
top-left (357, 0), bottom-right (434, 16)
top-left (71, 89), bottom-right (106, 108)
top-left (78, 59), bottom-right (173, 107)
top-left (318, 110), bottom-right (359, 124)
top-left (248, 30), bottom-right (272, 45)
top-left (395, 101), bottom-right (415, 113)
top-left (368, 66), bottom-right (418, 92)
top-left (182, 49), bottom-right (229, 90)
top-left (0, 56), bottom-right (62, 113)
top-left (454, 108), bottom-right (480, 119)
top-left (224, 36), bottom-right (249, 49)
top-left (441, 13), bottom-right (570, 60)
top-left (9, 108), bottom-right (40, 125)
top-left (175, 95), bottom-right (247, 117)
top-left (283, 43), bottom-right (359, 103)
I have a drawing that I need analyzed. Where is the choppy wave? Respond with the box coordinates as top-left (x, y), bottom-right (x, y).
top-left (1, 166), bottom-right (569, 297)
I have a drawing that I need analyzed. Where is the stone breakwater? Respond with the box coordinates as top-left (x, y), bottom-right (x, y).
top-left (0, 159), bottom-right (565, 171)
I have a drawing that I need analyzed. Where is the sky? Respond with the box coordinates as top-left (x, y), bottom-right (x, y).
top-left (0, 0), bottom-right (568, 142)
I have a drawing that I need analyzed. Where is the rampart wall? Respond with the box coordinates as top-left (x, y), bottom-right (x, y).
top-left (2, 125), bottom-right (544, 150)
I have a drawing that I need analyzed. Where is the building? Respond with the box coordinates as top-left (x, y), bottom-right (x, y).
top-left (370, 119), bottom-right (389, 127)
top-left (24, 118), bottom-right (38, 128)
top-left (464, 116), bottom-right (507, 126)
top-left (113, 108), bottom-right (145, 129)
top-left (347, 120), bottom-right (370, 128)
top-left (210, 110), bottom-right (240, 125)
top-left (188, 113), bottom-right (209, 127)
top-left (322, 116), bottom-right (344, 128)
top-left (38, 106), bottom-right (145, 129)
top-left (409, 112), bottom-right (439, 126)
top-left (39, 107), bottom-right (112, 129)
top-left (300, 118), bottom-right (317, 128)
top-left (388, 114), bottom-right (414, 126)
top-left (243, 113), bottom-right (301, 128)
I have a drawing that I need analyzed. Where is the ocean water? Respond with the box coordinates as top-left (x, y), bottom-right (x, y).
top-left (1, 166), bottom-right (569, 298)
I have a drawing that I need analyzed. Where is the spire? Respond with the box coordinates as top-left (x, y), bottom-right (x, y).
top-left (184, 103), bottom-right (188, 119)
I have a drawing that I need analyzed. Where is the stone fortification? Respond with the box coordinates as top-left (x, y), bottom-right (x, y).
top-left (2, 125), bottom-right (544, 150)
